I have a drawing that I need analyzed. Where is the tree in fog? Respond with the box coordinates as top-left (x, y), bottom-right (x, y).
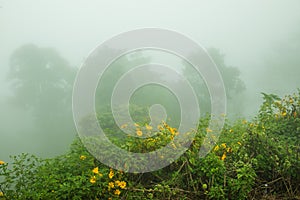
top-left (7, 44), bottom-right (77, 153)
top-left (182, 48), bottom-right (246, 116)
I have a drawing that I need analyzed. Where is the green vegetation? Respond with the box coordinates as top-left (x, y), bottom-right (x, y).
top-left (1, 90), bottom-right (300, 199)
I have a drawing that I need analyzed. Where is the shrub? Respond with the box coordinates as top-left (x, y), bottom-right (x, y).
top-left (1, 90), bottom-right (300, 199)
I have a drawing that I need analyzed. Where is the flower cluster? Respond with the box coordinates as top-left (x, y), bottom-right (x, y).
top-left (89, 167), bottom-right (103, 184)
top-left (78, 155), bottom-right (127, 198)
top-left (213, 143), bottom-right (233, 161)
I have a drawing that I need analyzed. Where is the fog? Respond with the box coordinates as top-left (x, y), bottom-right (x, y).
top-left (1, 1), bottom-right (300, 162)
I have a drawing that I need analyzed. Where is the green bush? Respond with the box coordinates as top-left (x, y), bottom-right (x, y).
top-left (1, 90), bottom-right (300, 199)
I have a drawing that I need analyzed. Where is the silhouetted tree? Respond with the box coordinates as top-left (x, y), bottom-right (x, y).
top-left (7, 44), bottom-right (77, 154)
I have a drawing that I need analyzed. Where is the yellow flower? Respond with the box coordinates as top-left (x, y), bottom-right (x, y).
top-left (108, 182), bottom-right (115, 189)
top-left (109, 169), bottom-right (114, 179)
top-left (213, 145), bottom-right (219, 151)
top-left (0, 160), bottom-right (5, 165)
top-left (136, 130), bottom-right (143, 137)
top-left (169, 127), bottom-right (176, 135)
top-left (229, 129), bottom-right (233, 133)
top-left (206, 128), bottom-right (213, 133)
top-left (157, 125), bottom-right (164, 131)
top-left (221, 153), bottom-right (226, 161)
top-left (275, 100), bottom-right (281, 106)
top-left (119, 181), bottom-right (126, 189)
top-left (0, 191), bottom-right (3, 197)
top-left (114, 189), bottom-right (121, 196)
top-left (90, 176), bottom-right (96, 184)
top-left (92, 167), bottom-right (99, 174)
top-left (121, 124), bottom-right (128, 129)
top-left (145, 124), bottom-right (153, 130)
top-left (242, 120), bottom-right (247, 124)
top-left (134, 123), bottom-right (139, 127)
top-left (80, 155), bottom-right (86, 160)
top-left (171, 143), bottom-right (177, 149)
top-left (289, 99), bottom-right (294, 104)
top-left (221, 143), bottom-right (226, 148)
top-left (282, 112), bottom-right (287, 117)
top-left (162, 121), bottom-right (168, 127)
top-left (237, 141), bottom-right (242, 145)
top-left (115, 180), bottom-right (120, 186)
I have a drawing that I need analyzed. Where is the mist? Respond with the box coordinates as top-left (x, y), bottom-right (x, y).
top-left (1, 0), bottom-right (300, 162)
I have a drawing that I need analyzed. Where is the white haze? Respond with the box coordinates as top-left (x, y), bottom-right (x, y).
top-left (1, 0), bottom-right (300, 160)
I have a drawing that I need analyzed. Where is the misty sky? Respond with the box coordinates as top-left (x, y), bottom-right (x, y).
top-left (1, 1), bottom-right (300, 159)
top-left (1, 1), bottom-right (300, 89)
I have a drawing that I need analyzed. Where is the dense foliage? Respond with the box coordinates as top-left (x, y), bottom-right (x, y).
top-left (1, 90), bottom-right (300, 199)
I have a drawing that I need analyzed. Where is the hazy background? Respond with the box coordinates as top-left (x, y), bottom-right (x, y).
top-left (1, 1), bottom-right (300, 162)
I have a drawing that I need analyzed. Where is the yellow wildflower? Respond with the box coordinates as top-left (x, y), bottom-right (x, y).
top-left (221, 153), bottom-right (226, 161)
top-left (80, 155), bottom-right (86, 160)
top-left (0, 160), bottom-right (5, 165)
top-left (229, 129), bottom-right (233, 133)
top-left (92, 167), bottom-right (99, 174)
top-left (237, 141), bottom-right (242, 145)
top-left (206, 128), bottom-right (213, 133)
top-left (114, 189), bottom-right (121, 196)
top-left (108, 182), bottom-right (115, 189)
top-left (119, 181), bottom-right (126, 189)
top-left (157, 125), bottom-right (164, 130)
top-left (168, 127), bottom-right (175, 135)
top-left (221, 143), bottom-right (226, 148)
top-left (120, 124), bottom-right (128, 129)
top-left (214, 145), bottom-right (219, 151)
top-left (145, 124), bottom-right (153, 130)
top-left (162, 121), bottom-right (168, 127)
top-left (275, 100), bottom-right (281, 105)
top-left (282, 112), bottom-right (287, 117)
top-left (171, 142), bottom-right (177, 149)
top-left (90, 176), bottom-right (96, 184)
top-left (136, 130), bottom-right (143, 136)
top-left (115, 180), bottom-right (120, 186)
top-left (109, 169), bottom-right (114, 179)
top-left (289, 99), bottom-right (294, 104)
